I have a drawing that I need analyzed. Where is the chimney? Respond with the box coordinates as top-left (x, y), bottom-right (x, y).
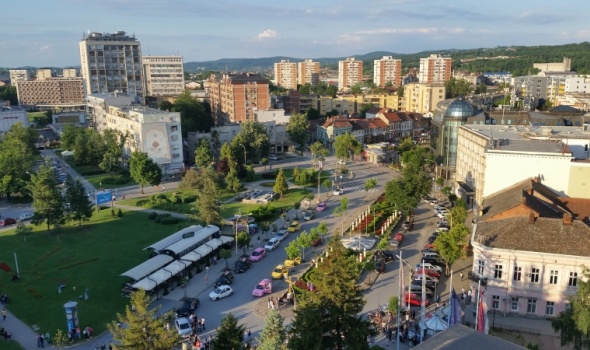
top-left (529, 212), bottom-right (535, 224)
top-left (563, 213), bottom-right (573, 225)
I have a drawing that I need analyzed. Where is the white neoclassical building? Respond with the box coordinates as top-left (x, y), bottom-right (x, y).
top-left (87, 93), bottom-right (184, 173)
top-left (470, 178), bottom-right (590, 318)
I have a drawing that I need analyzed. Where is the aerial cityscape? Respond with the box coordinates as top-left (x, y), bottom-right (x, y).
top-left (1, 1), bottom-right (590, 350)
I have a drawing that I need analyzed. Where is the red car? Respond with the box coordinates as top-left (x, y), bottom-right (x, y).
top-left (417, 268), bottom-right (441, 278)
top-left (1, 218), bottom-right (17, 226)
top-left (424, 243), bottom-right (435, 250)
top-left (394, 232), bottom-right (404, 242)
top-left (405, 293), bottom-right (430, 307)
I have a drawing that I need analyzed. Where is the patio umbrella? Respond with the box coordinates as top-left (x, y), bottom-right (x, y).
top-left (425, 314), bottom-right (449, 331)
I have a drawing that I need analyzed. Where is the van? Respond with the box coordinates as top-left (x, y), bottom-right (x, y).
top-left (19, 212), bottom-right (33, 221)
top-left (422, 251), bottom-right (441, 259)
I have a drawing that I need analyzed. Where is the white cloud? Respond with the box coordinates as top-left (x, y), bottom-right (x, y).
top-left (338, 27), bottom-right (466, 43)
top-left (256, 29), bottom-right (279, 40)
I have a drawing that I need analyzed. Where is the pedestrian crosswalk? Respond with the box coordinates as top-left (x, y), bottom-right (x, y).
top-left (335, 186), bottom-right (378, 194)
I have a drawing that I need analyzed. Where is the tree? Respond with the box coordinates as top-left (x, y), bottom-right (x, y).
top-left (305, 107), bottom-right (321, 120)
top-left (179, 168), bottom-right (200, 190)
top-left (273, 169), bottom-right (289, 198)
top-left (15, 221), bottom-right (33, 242)
top-left (100, 129), bottom-right (127, 176)
top-left (231, 121), bottom-right (271, 167)
top-left (388, 296), bottom-right (399, 315)
top-left (377, 235), bottom-right (389, 251)
top-left (195, 168), bottom-right (222, 226)
top-left (212, 313), bottom-right (245, 350)
top-left (129, 152), bottom-right (162, 194)
top-left (60, 124), bottom-right (80, 151)
top-left (261, 157), bottom-right (269, 169)
top-left (317, 222), bottom-right (329, 244)
top-left (195, 138), bottom-right (213, 168)
top-left (257, 309), bottom-right (287, 350)
top-left (384, 178), bottom-right (420, 216)
top-left (293, 202), bottom-right (301, 219)
top-left (296, 231), bottom-right (312, 260)
top-left (333, 133), bottom-right (362, 161)
top-left (29, 161), bottom-right (65, 233)
top-left (364, 178), bottom-right (377, 192)
top-left (52, 329), bottom-right (68, 350)
top-left (219, 249), bottom-right (232, 269)
top-left (286, 113), bottom-right (310, 153)
top-left (285, 240), bottom-right (301, 260)
top-left (172, 91), bottom-right (213, 137)
top-left (108, 290), bottom-right (180, 350)
top-left (309, 141), bottom-right (330, 166)
top-left (290, 237), bottom-right (370, 350)
top-left (444, 77), bottom-right (472, 98)
top-left (322, 179), bottom-right (333, 191)
top-left (64, 178), bottom-right (94, 226)
top-left (0, 132), bottom-right (35, 199)
top-left (474, 83), bottom-right (487, 94)
top-left (237, 231), bottom-right (251, 255)
top-left (225, 169), bottom-right (242, 198)
top-left (447, 200), bottom-right (467, 227)
top-left (552, 268), bottom-right (590, 350)
top-left (433, 224), bottom-right (470, 275)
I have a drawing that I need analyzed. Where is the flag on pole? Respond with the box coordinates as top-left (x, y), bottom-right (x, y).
top-left (448, 289), bottom-right (462, 326)
top-left (400, 261), bottom-right (406, 309)
top-left (477, 290), bottom-right (489, 333)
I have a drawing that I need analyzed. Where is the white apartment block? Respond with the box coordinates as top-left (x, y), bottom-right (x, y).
top-left (79, 31), bottom-right (144, 100)
top-left (9, 70), bottom-right (30, 85)
top-left (373, 56), bottom-right (402, 87)
top-left (37, 69), bottom-right (53, 80)
top-left (297, 59), bottom-right (320, 86)
top-left (564, 77), bottom-right (590, 93)
top-left (418, 54), bottom-right (452, 84)
top-left (533, 57), bottom-right (571, 73)
top-left (142, 56), bottom-right (185, 97)
top-left (274, 60), bottom-right (298, 90)
top-left (63, 68), bottom-right (78, 78)
top-left (87, 93), bottom-right (183, 172)
top-left (338, 57), bottom-right (363, 89)
top-left (455, 124), bottom-right (590, 210)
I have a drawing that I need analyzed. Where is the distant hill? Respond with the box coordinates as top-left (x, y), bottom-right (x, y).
top-left (184, 42), bottom-right (590, 76)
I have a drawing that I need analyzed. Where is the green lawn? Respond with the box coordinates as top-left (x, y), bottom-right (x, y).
top-left (0, 340), bottom-right (24, 350)
top-left (117, 190), bottom-right (235, 214)
top-left (220, 188), bottom-right (312, 219)
top-left (85, 173), bottom-right (137, 189)
top-left (0, 209), bottom-right (193, 341)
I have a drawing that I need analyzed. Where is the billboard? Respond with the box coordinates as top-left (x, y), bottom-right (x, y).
top-left (142, 124), bottom-right (171, 165)
top-left (96, 191), bottom-right (112, 205)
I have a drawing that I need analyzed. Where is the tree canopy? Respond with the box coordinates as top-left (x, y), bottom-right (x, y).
top-left (129, 152), bottom-right (162, 194)
top-left (333, 133), bottom-right (362, 161)
top-left (257, 309), bottom-right (287, 350)
top-left (552, 268), bottom-right (590, 350)
top-left (172, 90), bottom-right (213, 137)
top-left (212, 313), bottom-right (246, 350)
top-left (286, 113), bottom-right (310, 153)
top-left (29, 161), bottom-right (65, 233)
top-left (273, 169), bottom-right (289, 198)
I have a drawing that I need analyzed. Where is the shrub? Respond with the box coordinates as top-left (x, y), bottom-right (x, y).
top-left (261, 170), bottom-right (278, 180)
top-left (117, 208), bottom-right (123, 217)
top-left (159, 213), bottom-right (172, 218)
top-left (136, 199), bottom-right (148, 206)
top-left (169, 193), bottom-right (180, 204)
top-left (102, 177), bottom-right (116, 185)
top-left (148, 212), bottom-right (158, 220)
top-left (182, 195), bottom-right (197, 204)
top-left (155, 216), bottom-right (161, 223)
top-left (160, 217), bottom-right (181, 225)
top-left (114, 177), bottom-right (130, 185)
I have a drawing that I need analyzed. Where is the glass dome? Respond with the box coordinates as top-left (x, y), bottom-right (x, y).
top-left (444, 98), bottom-right (475, 118)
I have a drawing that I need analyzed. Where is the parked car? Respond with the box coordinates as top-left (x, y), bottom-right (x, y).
top-left (209, 285), bottom-right (233, 300)
top-left (252, 279), bottom-right (272, 297)
top-left (394, 232), bottom-right (404, 242)
top-left (175, 317), bottom-right (192, 337)
top-left (417, 267), bottom-right (441, 278)
top-left (374, 259), bottom-right (386, 273)
top-left (303, 210), bottom-right (315, 221)
top-left (175, 298), bottom-right (200, 317)
top-left (389, 239), bottom-right (401, 248)
top-left (214, 271), bottom-right (234, 287)
top-left (284, 256), bottom-right (301, 267)
top-left (416, 262), bottom-right (443, 273)
top-left (427, 235), bottom-right (438, 244)
top-left (234, 258), bottom-right (252, 273)
top-left (271, 265), bottom-right (289, 280)
top-left (274, 229), bottom-right (289, 242)
top-left (287, 221), bottom-right (301, 233)
top-left (333, 186), bottom-right (344, 196)
top-left (414, 273), bottom-right (439, 283)
top-left (18, 213), bottom-right (33, 221)
top-left (1, 218), bottom-right (17, 226)
top-left (436, 227), bottom-right (449, 233)
top-left (402, 221), bottom-right (414, 231)
top-left (374, 250), bottom-right (396, 262)
top-left (422, 257), bottom-right (446, 268)
top-left (404, 293), bottom-right (430, 307)
top-left (413, 275), bottom-right (437, 288)
top-left (316, 202), bottom-right (328, 212)
top-left (264, 237), bottom-right (281, 251)
top-left (410, 280), bottom-right (435, 293)
top-left (268, 155), bottom-right (279, 161)
top-left (249, 248), bottom-right (267, 262)
top-left (406, 285), bottom-right (434, 297)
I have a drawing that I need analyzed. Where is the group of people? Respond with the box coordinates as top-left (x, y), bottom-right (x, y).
top-left (0, 294), bottom-right (8, 304)
top-left (92, 342), bottom-right (112, 350)
top-left (66, 326), bottom-right (94, 342)
top-left (183, 314), bottom-right (210, 350)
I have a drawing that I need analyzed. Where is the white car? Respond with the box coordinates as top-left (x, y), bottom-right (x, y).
top-left (264, 237), bottom-right (281, 251)
top-left (333, 186), bottom-right (344, 195)
top-left (274, 229), bottom-right (289, 242)
top-left (414, 273), bottom-right (439, 284)
top-left (175, 317), bottom-right (192, 337)
top-left (268, 155), bottom-right (279, 161)
top-left (437, 211), bottom-right (449, 219)
top-left (209, 285), bottom-right (234, 300)
top-left (416, 262), bottom-right (443, 273)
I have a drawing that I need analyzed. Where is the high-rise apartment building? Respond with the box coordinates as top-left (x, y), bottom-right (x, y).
top-left (63, 69), bottom-right (78, 78)
top-left (274, 60), bottom-right (298, 90)
top-left (37, 69), bottom-right (53, 80)
top-left (338, 57), bottom-right (363, 89)
top-left (297, 59), bottom-right (320, 86)
top-left (418, 54), bottom-right (452, 84)
top-left (142, 56), bottom-right (185, 97)
top-left (208, 73), bottom-right (271, 125)
top-left (373, 56), bottom-right (402, 87)
top-left (9, 70), bottom-right (30, 85)
top-left (79, 31), bottom-right (143, 100)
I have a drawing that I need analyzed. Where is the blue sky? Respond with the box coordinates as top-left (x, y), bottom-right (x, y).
top-left (2, 0), bottom-right (589, 67)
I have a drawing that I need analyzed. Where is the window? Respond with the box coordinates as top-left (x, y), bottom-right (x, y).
top-left (478, 260), bottom-right (485, 275)
top-left (549, 270), bottom-right (559, 285)
top-left (546, 301), bottom-right (555, 316)
top-left (492, 295), bottom-right (500, 310)
top-left (511, 297), bottom-right (519, 311)
top-left (569, 272), bottom-right (578, 287)
top-left (513, 266), bottom-right (522, 281)
top-left (494, 265), bottom-right (503, 279)
top-left (527, 298), bottom-right (537, 314)
top-left (565, 302), bottom-right (571, 311)
top-left (530, 268), bottom-right (540, 283)
top-left (172, 153), bottom-right (180, 159)
top-left (170, 125), bottom-right (178, 132)
top-left (170, 135), bottom-right (178, 142)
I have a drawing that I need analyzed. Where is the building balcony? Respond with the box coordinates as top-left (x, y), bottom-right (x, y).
top-left (468, 272), bottom-right (488, 286)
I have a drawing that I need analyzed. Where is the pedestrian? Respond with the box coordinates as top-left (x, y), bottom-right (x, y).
top-left (460, 272), bottom-right (464, 280)
top-left (109, 341), bottom-right (113, 350)
top-left (411, 309), bottom-right (416, 320)
top-left (443, 301), bottom-right (447, 309)
top-left (205, 275), bottom-right (208, 285)
top-left (2, 307), bottom-right (6, 321)
top-left (247, 328), bottom-right (251, 341)
top-left (201, 317), bottom-right (205, 330)
top-left (436, 294), bottom-right (441, 304)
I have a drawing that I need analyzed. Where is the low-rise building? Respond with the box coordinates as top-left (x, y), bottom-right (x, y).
top-left (0, 105), bottom-right (28, 132)
top-left (87, 93), bottom-right (184, 173)
top-left (471, 178), bottom-right (590, 319)
top-left (9, 70), bottom-right (30, 85)
top-left (16, 78), bottom-right (85, 108)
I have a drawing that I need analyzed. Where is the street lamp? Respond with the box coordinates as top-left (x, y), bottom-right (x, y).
top-left (235, 213), bottom-right (252, 258)
top-left (317, 161), bottom-right (323, 204)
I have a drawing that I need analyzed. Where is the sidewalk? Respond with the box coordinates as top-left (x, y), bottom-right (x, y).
top-left (1, 306), bottom-right (40, 350)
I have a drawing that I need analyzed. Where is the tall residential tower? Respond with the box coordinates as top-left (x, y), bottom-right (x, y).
top-left (373, 56), bottom-right (402, 87)
top-left (418, 54), bottom-right (452, 84)
top-left (274, 60), bottom-right (298, 90)
top-left (338, 57), bottom-right (363, 89)
top-left (297, 59), bottom-right (320, 86)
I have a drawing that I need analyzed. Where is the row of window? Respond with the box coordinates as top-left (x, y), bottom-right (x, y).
top-left (490, 295), bottom-right (561, 315)
top-left (479, 260), bottom-right (578, 286)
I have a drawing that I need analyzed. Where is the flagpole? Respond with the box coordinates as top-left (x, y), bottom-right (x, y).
top-left (475, 279), bottom-right (481, 330)
top-left (420, 259), bottom-right (425, 344)
top-left (449, 269), bottom-right (453, 300)
top-left (396, 251), bottom-right (402, 350)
